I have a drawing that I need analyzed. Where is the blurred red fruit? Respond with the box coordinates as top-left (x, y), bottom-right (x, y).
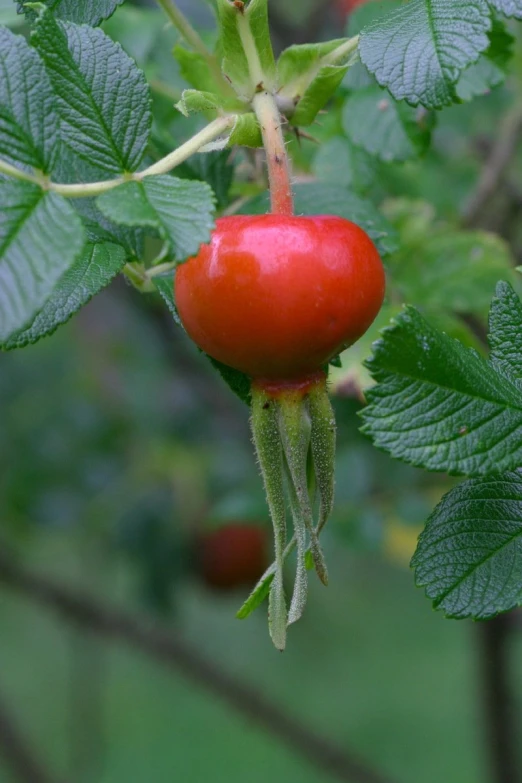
top-left (198, 524), bottom-right (269, 590)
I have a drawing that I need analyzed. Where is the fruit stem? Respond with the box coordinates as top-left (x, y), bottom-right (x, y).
top-left (252, 91), bottom-right (294, 216)
top-left (234, 3), bottom-right (294, 216)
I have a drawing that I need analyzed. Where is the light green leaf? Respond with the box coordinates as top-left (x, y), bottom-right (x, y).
top-left (0, 27), bottom-right (58, 171)
top-left (277, 39), bottom-right (357, 127)
top-left (488, 0), bottom-right (522, 18)
top-left (32, 10), bottom-right (151, 174)
top-left (216, 0), bottom-right (276, 97)
top-left (412, 473), bottom-right (522, 619)
top-left (0, 179), bottom-right (85, 343)
top-left (342, 86), bottom-right (430, 162)
top-left (390, 230), bottom-right (517, 319)
top-left (362, 297), bottom-right (522, 477)
top-left (359, 0), bottom-right (492, 108)
top-left (312, 137), bottom-right (376, 192)
top-left (97, 176), bottom-right (215, 260)
top-left (3, 241), bottom-right (126, 349)
top-left (18, 0), bottom-right (125, 25)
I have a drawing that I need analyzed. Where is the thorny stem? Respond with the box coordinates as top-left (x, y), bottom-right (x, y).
top-left (0, 116), bottom-right (236, 198)
top-left (235, 2), bottom-right (294, 216)
top-left (252, 91), bottom-right (294, 216)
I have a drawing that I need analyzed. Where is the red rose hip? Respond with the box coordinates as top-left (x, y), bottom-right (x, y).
top-left (175, 214), bottom-right (385, 381)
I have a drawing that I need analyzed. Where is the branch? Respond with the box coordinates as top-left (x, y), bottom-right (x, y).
top-left (0, 115), bottom-right (236, 198)
top-left (463, 103), bottom-right (522, 227)
top-left (0, 684), bottom-right (64, 783)
top-left (477, 617), bottom-right (521, 783)
top-left (0, 550), bottom-right (398, 783)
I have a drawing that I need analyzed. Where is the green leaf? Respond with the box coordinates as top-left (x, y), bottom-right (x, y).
top-left (362, 295), bottom-right (522, 476)
top-left (342, 86), bottom-right (431, 162)
top-left (359, 0), bottom-right (492, 108)
top-left (97, 176), bottom-right (215, 260)
top-left (456, 20), bottom-right (514, 100)
top-left (216, 0), bottom-right (276, 97)
top-left (0, 27), bottom-right (58, 172)
top-left (240, 183), bottom-right (397, 257)
top-left (154, 272), bottom-right (251, 405)
top-left (389, 229), bottom-right (517, 320)
top-left (32, 11), bottom-right (151, 174)
top-left (176, 89), bottom-right (242, 117)
top-left (312, 137), bottom-right (376, 193)
top-left (154, 273), bottom-right (181, 326)
top-left (277, 39), bottom-right (357, 127)
top-left (412, 473), bottom-right (522, 619)
top-left (18, 0), bottom-right (125, 25)
top-left (0, 179), bottom-right (84, 343)
top-left (208, 357), bottom-right (251, 405)
top-left (176, 150), bottom-right (235, 210)
top-left (489, 281), bottom-right (522, 388)
top-left (488, 0), bottom-right (522, 18)
top-left (2, 241), bottom-right (126, 349)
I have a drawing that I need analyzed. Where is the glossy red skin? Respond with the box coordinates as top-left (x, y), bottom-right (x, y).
top-left (175, 214), bottom-right (385, 382)
top-left (198, 524), bottom-right (269, 590)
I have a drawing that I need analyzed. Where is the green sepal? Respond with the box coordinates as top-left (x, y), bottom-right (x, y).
top-left (278, 392), bottom-right (329, 585)
top-left (216, 0), bottom-right (276, 98)
top-left (176, 89), bottom-right (244, 117)
top-left (251, 387), bottom-right (288, 651)
top-left (277, 38), bottom-right (359, 126)
top-left (176, 91), bottom-right (262, 148)
top-left (308, 383), bottom-right (336, 534)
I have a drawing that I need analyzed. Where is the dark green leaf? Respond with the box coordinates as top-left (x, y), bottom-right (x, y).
top-left (154, 273), bottom-right (181, 326)
top-left (489, 281), bottom-right (522, 388)
top-left (208, 357), bottom-right (251, 406)
top-left (0, 179), bottom-right (84, 343)
top-left (342, 86), bottom-right (430, 162)
top-left (176, 150), bottom-right (235, 210)
top-left (3, 241), bottom-right (126, 349)
top-left (456, 20), bottom-right (514, 100)
top-left (0, 27), bottom-right (58, 171)
top-left (154, 272), bottom-right (251, 405)
top-left (359, 0), bottom-right (492, 108)
top-left (18, 0), bottom-right (125, 25)
top-left (412, 473), bottom-right (522, 618)
top-left (32, 11), bottom-right (151, 174)
top-left (362, 303), bottom-right (522, 476)
top-left (97, 176), bottom-right (215, 260)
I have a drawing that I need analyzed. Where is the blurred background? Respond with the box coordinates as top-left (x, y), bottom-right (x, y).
top-left (1, 1), bottom-right (522, 782)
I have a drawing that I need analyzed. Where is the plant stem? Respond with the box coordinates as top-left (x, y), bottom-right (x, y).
top-left (0, 159), bottom-right (41, 185)
top-left (135, 115), bottom-right (235, 179)
top-left (234, 1), bottom-right (293, 215)
top-left (155, 0), bottom-right (212, 61)
top-left (155, 0), bottom-right (228, 93)
top-left (252, 91), bottom-right (294, 216)
top-left (477, 616), bottom-right (521, 783)
top-left (0, 116), bottom-right (236, 199)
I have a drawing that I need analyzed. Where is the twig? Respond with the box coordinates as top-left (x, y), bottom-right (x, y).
top-left (463, 103), bottom-right (522, 227)
top-left (0, 550), bottom-right (397, 783)
top-left (477, 617), bottom-right (521, 783)
top-left (0, 684), bottom-right (63, 783)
